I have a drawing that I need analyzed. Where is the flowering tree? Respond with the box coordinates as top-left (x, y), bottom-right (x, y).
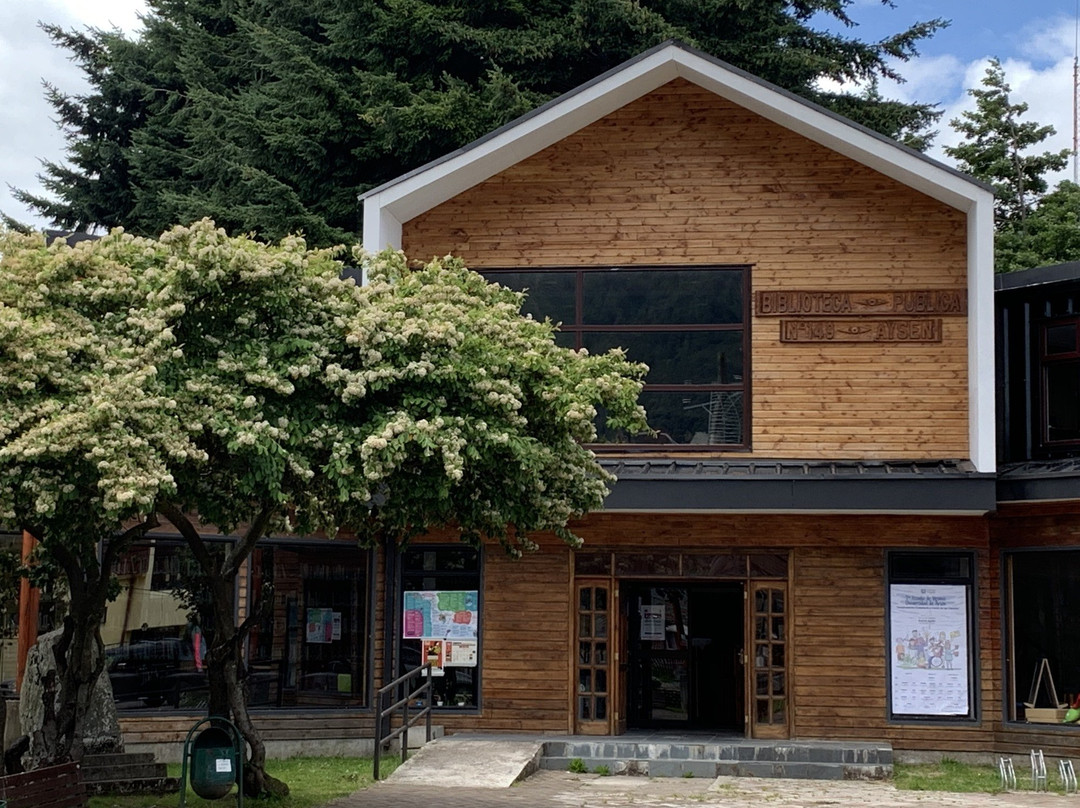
top-left (0, 221), bottom-right (647, 789)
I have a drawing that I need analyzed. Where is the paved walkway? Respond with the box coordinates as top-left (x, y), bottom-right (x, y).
top-left (332, 770), bottom-right (1069, 808)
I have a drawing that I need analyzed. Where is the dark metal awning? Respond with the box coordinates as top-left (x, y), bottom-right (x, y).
top-left (600, 458), bottom-right (996, 513)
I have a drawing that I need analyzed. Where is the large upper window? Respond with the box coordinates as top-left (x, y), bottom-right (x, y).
top-left (1041, 317), bottom-right (1080, 445)
top-left (483, 266), bottom-right (749, 448)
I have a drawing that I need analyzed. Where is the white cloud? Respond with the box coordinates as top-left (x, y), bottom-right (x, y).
top-left (0, 1), bottom-right (145, 230)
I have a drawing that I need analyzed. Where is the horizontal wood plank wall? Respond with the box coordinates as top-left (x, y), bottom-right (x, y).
top-left (375, 533), bottom-right (573, 734)
top-left (402, 78), bottom-right (969, 460)
top-left (576, 512), bottom-right (995, 751)
top-left (120, 513), bottom-right (1001, 751)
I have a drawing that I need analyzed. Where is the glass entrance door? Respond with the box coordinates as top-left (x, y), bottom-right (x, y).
top-left (626, 584), bottom-right (743, 730)
top-left (749, 583), bottom-right (789, 738)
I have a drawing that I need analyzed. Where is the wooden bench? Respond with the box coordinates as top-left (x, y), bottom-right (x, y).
top-left (0, 761), bottom-right (88, 808)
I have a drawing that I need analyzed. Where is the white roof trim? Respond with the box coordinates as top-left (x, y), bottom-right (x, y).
top-left (362, 41), bottom-right (996, 473)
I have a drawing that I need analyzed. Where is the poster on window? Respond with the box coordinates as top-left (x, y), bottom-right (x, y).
top-left (306, 608), bottom-right (334, 644)
top-left (403, 590), bottom-right (479, 640)
top-left (640, 605), bottom-right (666, 641)
top-left (889, 584), bottom-right (970, 716)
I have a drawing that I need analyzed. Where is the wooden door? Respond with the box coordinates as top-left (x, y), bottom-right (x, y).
top-left (574, 580), bottom-right (612, 734)
top-left (749, 582), bottom-right (790, 739)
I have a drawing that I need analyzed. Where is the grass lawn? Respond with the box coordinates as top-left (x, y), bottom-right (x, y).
top-left (895, 758), bottom-right (1064, 794)
top-left (88, 756), bottom-right (400, 808)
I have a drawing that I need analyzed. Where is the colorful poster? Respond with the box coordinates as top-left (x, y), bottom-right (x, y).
top-left (403, 590), bottom-right (479, 640)
top-left (889, 584), bottom-right (970, 716)
top-left (640, 605), bottom-right (666, 641)
top-left (306, 608), bottom-right (334, 644)
top-left (421, 639), bottom-right (445, 677)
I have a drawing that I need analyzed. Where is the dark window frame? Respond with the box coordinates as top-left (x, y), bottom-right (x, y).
top-left (481, 265), bottom-right (752, 450)
top-left (1003, 547), bottom-right (1080, 725)
top-left (885, 550), bottom-right (978, 724)
top-left (399, 545), bottom-right (483, 712)
top-left (1040, 316), bottom-right (1080, 448)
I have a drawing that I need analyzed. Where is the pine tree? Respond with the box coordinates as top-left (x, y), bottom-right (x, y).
top-left (18, 0), bottom-right (947, 245)
top-left (945, 58), bottom-right (1069, 228)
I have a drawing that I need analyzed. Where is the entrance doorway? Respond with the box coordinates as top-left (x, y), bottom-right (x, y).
top-left (625, 583), bottom-right (744, 731)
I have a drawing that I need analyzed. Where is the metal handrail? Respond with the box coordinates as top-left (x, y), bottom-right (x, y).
top-left (373, 661), bottom-right (434, 780)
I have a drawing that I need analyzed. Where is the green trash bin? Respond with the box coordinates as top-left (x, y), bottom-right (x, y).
top-left (191, 726), bottom-right (237, 799)
top-left (180, 717), bottom-right (243, 807)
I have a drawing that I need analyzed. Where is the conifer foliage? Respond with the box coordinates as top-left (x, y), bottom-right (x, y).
top-left (17, 0), bottom-right (945, 244)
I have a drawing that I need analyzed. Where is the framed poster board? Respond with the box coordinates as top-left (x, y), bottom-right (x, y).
top-left (888, 583), bottom-right (971, 717)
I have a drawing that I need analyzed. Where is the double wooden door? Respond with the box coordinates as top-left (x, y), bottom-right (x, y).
top-left (573, 578), bottom-right (789, 738)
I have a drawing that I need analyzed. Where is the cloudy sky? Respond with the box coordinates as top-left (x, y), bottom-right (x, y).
top-left (2, 0), bottom-right (1079, 231)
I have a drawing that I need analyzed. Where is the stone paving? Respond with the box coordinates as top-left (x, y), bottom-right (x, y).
top-left (331, 770), bottom-right (1071, 808)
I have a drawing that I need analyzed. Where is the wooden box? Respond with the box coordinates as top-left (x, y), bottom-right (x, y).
top-left (1026, 707), bottom-right (1069, 724)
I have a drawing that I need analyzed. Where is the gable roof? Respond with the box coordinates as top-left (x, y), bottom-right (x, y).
top-left (361, 39), bottom-right (990, 245)
top-left (361, 39), bottom-right (996, 475)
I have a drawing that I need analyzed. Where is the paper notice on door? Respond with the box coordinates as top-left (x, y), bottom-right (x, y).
top-left (640, 605), bottom-right (665, 641)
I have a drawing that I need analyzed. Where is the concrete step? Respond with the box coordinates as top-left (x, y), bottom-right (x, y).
top-left (80, 751), bottom-right (178, 794)
top-left (540, 740), bottom-right (893, 781)
top-left (84, 776), bottom-right (181, 796)
top-left (81, 761), bottom-right (170, 781)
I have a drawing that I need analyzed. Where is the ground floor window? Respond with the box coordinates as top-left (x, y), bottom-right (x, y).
top-left (247, 540), bottom-right (371, 708)
top-left (1006, 550), bottom-right (1080, 723)
top-left (400, 546), bottom-right (481, 710)
top-left (886, 552), bottom-right (976, 721)
top-left (105, 537), bottom-right (371, 711)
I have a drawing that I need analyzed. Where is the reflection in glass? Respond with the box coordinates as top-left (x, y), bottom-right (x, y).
top-left (756, 699), bottom-right (769, 723)
top-left (755, 590), bottom-right (768, 613)
top-left (596, 696), bottom-right (607, 720)
top-left (1046, 361), bottom-right (1080, 441)
top-left (594, 614), bottom-right (608, 639)
top-left (582, 331), bottom-right (743, 386)
top-left (772, 644), bottom-right (785, 668)
top-left (1045, 323), bottom-right (1077, 355)
top-left (486, 271), bottom-right (576, 324)
top-left (579, 669), bottom-right (592, 692)
top-left (595, 588), bottom-right (608, 612)
top-left (583, 269), bottom-right (743, 325)
top-left (772, 699), bottom-right (786, 723)
top-left (596, 392), bottom-right (743, 446)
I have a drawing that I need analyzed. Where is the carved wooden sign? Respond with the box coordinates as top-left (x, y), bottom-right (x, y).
top-left (756, 290), bottom-right (966, 317)
top-left (780, 319), bottom-right (942, 343)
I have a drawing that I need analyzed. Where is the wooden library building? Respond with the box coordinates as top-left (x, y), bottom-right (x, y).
top-left (8, 41), bottom-right (1080, 763)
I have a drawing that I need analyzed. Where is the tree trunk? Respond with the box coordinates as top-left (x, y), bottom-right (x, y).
top-left (38, 544), bottom-right (111, 765)
top-left (162, 503), bottom-right (289, 798)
